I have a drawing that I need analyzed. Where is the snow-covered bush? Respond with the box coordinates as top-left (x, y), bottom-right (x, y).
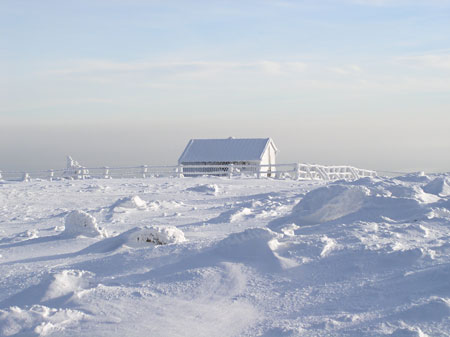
top-left (63, 210), bottom-right (107, 237)
top-left (126, 226), bottom-right (186, 246)
top-left (186, 184), bottom-right (219, 195)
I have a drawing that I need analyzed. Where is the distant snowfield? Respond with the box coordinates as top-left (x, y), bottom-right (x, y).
top-left (0, 174), bottom-right (450, 336)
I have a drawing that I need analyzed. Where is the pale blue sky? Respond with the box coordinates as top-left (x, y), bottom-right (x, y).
top-left (1, 0), bottom-right (449, 172)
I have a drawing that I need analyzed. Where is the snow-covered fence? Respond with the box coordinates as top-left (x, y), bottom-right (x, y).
top-left (0, 163), bottom-right (376, 182)
top-left (294, 164), bottom-right (376, 180)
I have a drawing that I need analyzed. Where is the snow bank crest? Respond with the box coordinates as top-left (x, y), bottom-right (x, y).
top-left (291, 185), bottom-right (369, 224)
top-left (112, 195), bottom-right (147, 211)
top-left (281, 224), bottom-right (299, 237)
top-left (214, 228), bottom-right (297, 271)
top-left (63, 210), bottom-right (107, 237)
top-left (423, 177), bottom-right (450, 197)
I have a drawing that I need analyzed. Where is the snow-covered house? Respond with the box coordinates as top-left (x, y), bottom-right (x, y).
top-left (178, 137), bottom-right (278, 177)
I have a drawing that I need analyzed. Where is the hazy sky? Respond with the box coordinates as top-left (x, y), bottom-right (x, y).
top-left (1, 0), bottom-right (450, 172)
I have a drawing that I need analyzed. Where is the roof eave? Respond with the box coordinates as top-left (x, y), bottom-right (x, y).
top-left (258, 138), bottom-right (278, 160)
top-left (178, 139), bottom-right (194, 164)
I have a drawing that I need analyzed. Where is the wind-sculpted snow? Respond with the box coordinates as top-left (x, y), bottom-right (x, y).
top-left (213, 228), bottom-right (298, 271)
top-left (270, 176), bottom-right (442, 230)
top-left (0, 270), bottom-right (95, 308)
top-left (0, 305), bottom-right (87, 336)
top-left (0, 175), bottom-right (450, 336)
top-left (423, 177), bottom-right (450, 197)
top-left (111, 195), bottom-right (147, 211)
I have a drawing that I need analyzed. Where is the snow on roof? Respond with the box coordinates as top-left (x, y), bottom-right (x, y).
top-left (178, 138), bottom-right (277, 163)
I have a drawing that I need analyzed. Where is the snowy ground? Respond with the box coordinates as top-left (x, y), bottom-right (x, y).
top-left (1, 174), bottom-right (450, 337)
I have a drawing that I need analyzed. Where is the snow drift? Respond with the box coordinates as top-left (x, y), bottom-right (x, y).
top-left (0, 305), bottom-right (86, 337)
top-left (213, 227), bottom-right (298, 271)
top-left (423, 177), bottom-right (450, 197)
top-left (270, 177), bottom-right (434, 229)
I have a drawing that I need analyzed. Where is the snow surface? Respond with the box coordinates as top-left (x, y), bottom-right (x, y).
top-left (0, 174), bottom-right (450, 336)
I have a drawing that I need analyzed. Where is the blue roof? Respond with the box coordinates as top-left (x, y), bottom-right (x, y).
top-left (178, 138), bottom-right (277, 163)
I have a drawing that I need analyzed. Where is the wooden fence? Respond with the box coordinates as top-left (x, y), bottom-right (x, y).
top-left (0, 163), bottom-right (377, 182)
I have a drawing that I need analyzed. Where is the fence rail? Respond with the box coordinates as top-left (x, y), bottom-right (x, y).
top-left (0, 163), bottom-right (377, 182)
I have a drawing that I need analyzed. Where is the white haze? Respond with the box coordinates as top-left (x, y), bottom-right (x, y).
top-left (0, 116), bottom-right (449, 173)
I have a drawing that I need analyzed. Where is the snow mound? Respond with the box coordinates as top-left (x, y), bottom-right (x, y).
top-left (217, 227), bottom-right (279, 247)
top-left (147, 200), bottom-right (184, 210)
top-left (112, 195), bottom-right (147, 211)
top-left (229, 207), bottom-right (253, 222)
top-left (394, 172), bottom-right (430, 183)
top-left (125, 225), bottom-right (187, 246)
top-left (186, 184), bottom-right (219, 194)
top-left (77, 226), bottom-right (186, 254)
top-left (63, 210), bottom-right (107, 237)
top-left (423, 177), bottom-right (450, 197)
top-left (379, 324), bottom-right (427, 337)
top-left (290, 185), bottom-right (370, 224)
top-left (0, 269), bottom-right (95, 308)
top-left (270, 180), bottom-right (429, 229)
top-left (18, 229), bottom-right (39, 240)
top-left (0, 305), bottom-right (87, 337)
top-left (213, 228), bottom-right (297, 271)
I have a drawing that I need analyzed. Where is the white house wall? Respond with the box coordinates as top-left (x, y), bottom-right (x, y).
top-left (259, 143), bottom-right (276, 176)
top-left (269, 144), bottom-right (277, 166)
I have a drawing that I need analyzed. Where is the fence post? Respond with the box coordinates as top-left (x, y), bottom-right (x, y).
top-left (141, 165), bottom-right (148, 178)
top-left (0, 170), bottom-right (2, 180)
top-left (306, 165), bottom-right (314, 180)
top-left (228, 164), bottom-right (234, 179)
top-left (76, 169), bottom-right (83, 180)
top-left (294, 163), bottom-right (300, 180)
top-left (48, 169), bottom-right (54, 181)
top-left (257, 164), bottom-right (262, 179)
top-left (23, 172), bottom-right (30, 182)
top-left (103, 166), bottom-right (110, 179)
top-left (177, 164), bottom-right (184, 178)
